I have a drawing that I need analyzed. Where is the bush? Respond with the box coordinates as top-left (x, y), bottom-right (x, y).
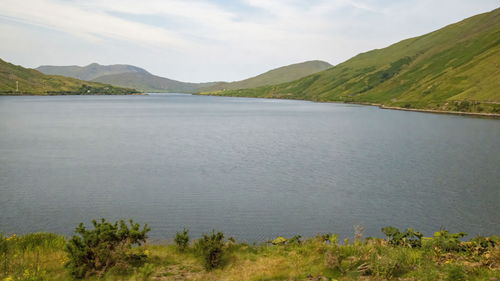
top-left (288, 235), bottom-right (302, 245)
top-left (64, 219), bottom-right (150, 278)
top-left (464, 236), bottom-right (497, 256)
top-left (369, 247), bottom-right (419, 279)
top-left (432, 229), bottom-right (467, 252)
top-left (271, 236), bottom-right (287, 245)
top-left (174, 228), bottom-right (190, 252)
top-left (195, 230), bottom-right (225, 270)
top-left (381, 226), bottom-right (423, 248)
top-left (134, 263), bottom-right (155, 281)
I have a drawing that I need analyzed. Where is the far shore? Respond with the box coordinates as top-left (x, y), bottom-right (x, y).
top-left (377, 104), bottom-right (500, 118)
top-left (2, 91), bottom-right (499, 118)
top-left (197, 93), bottom-right (500, 118)
top-left (0, 92), bottom-right (147, 96)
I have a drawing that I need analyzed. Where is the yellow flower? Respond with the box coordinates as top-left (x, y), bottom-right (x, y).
top-left (6, 234), bottom-right (16, 241)
top-left (3, 277), bottom-right (14, 281)
top-left (144, 250), bottom-right (150, 256)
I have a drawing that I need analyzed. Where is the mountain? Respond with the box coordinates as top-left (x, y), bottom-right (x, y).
top-left (36, 63), bottom-right (219, 93)
top-left (36, 63), bottom-right (148, 81)
top-left (198, 60), bottom-right (332, 92)
top-left (203, 8), bottom-right (500, 114)
top-left (36, 60), bottom-right (332, 94)
top-left (92, 72), bottom-right (219, 93)
top-left (0, 59), bottom-right (138, 95)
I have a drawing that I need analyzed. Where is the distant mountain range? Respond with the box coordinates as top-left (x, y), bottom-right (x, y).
top-left (92, 72), bottom-right (219, 93)
top-left (36, 63), bottom-right (218, 93)
top-left (36, 63), bottom-right (148, 81)
top-left (35, 60), bottom-right (332, 93)
top-left (203, 8), bottom-right (500, 114)
top-left (0, 59), bottom-right (137, 95)
top-left (2, 8), bottom-right (499, 115)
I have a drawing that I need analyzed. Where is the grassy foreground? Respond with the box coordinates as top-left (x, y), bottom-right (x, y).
top-left (1, 229), bottom-right (499, 281)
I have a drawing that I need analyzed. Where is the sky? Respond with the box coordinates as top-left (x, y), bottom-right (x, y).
top-left (0, 0), bottom-right (498, 82)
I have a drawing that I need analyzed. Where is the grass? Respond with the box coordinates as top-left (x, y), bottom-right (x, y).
top-left (1, 230), bottom-right (499, 281)
top-left (200, 8), bottom-right (500, 114)
top-left (198, 60), bottom-right (332, 93)
top-left (0, 59), bottom-right (138, 95)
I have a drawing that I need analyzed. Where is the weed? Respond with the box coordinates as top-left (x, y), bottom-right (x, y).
top-left (174, 228), bottom-right (190, 252)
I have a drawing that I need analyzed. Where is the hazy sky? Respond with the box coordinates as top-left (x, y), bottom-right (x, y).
top-left (0, 0), bottom-right (498, 82)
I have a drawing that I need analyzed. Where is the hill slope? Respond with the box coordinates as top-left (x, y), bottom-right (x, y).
top-left (37, 61), bottom-right (331, 94)
top-left (0, 59), bottom-right (137, 95)
top-left (36, 63), bottom-right (219, 93)
top-left (198, 60), bottom-right (332, 92)
top-left (203, 8), bottom-right (500, 114)
top-left (91, 72), bottom-right (219, 93)
top-left (36, 63), bottom-right (148, 81)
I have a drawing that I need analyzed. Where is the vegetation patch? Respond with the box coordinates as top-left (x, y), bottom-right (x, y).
top-left (1, 222), bottom-right (499, 280)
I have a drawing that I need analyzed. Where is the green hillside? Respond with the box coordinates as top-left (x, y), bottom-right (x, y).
top-left (36, 61), bottom-right (331, 94)
top-left (0, 59), bottom-right (138, 95)
top-left (198, 60), bottom-right (332, 92)
top-left (202, 8), bottom-right (500, 114)
top-left (36, 62), bottom-right (219, 93)
top-left (36, 63), bottom-right (148, 81)
top-left (92, 72), bottom-right (219, 93)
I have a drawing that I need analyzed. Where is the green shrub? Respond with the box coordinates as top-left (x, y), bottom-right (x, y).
top-left (370, 247), bottom-right (418, 279)
top-left (134, 263), bottom-right (155, 281)
top-left (288, 235), bottom-right (302, 245)
top-left (381, 226), bottom-right (423, 248)
top-left (174, 228), bottom-right (190, 252)
top-left (195, 230), bottom-right (225, 270)
top-left (64, 219), bottom-right (150, 278)
top-left (464, 236), bottom-right (496, 255)
top-left (271, 236), bottom-right (287, 245)
top-left (432, 229), bottom-right (467, 252)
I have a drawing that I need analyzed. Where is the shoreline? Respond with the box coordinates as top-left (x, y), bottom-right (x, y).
top-left (198, 93), bottom-right (500, 118)
top-left (3, 92), bottom-right (499, 118)
top-left (0, 92), bottom-right (147, 96)
top-left (377, 104), bottom-right (500, 118)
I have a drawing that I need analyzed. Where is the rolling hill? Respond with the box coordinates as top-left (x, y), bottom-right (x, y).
top-left (0, 59), bottom-right (138, 95)
top-left (92, 72), bottom-right (219, 93)
top-left (203, 8), bottom-right (500, 114)
top-left (36, 63), bottom-right (148, 81)
top-left (198, 60), bottom-right (332, 92)
top-left (36, 60), bottom-right (332, 93)
top-left (36, 63), bottom-right (219, 93)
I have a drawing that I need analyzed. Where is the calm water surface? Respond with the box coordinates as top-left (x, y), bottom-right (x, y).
top-left (0, 94), bottom-right (499, 241)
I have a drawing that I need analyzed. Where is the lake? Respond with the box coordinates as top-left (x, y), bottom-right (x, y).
top-left (0, 94), bottom-right (499, 242)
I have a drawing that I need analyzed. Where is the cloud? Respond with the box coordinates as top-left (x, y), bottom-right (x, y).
top-left (0, 0), bottom-right (498, 81)
top-left (0, 0), bottom-right (188, 48)
top-left (0, 0), bottom-right (370, 50)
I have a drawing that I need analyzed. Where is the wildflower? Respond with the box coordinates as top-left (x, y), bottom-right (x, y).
top-left (6, 234), bottom-right (16, 241)
top-left (3, 277), bottom-right (14, 281)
